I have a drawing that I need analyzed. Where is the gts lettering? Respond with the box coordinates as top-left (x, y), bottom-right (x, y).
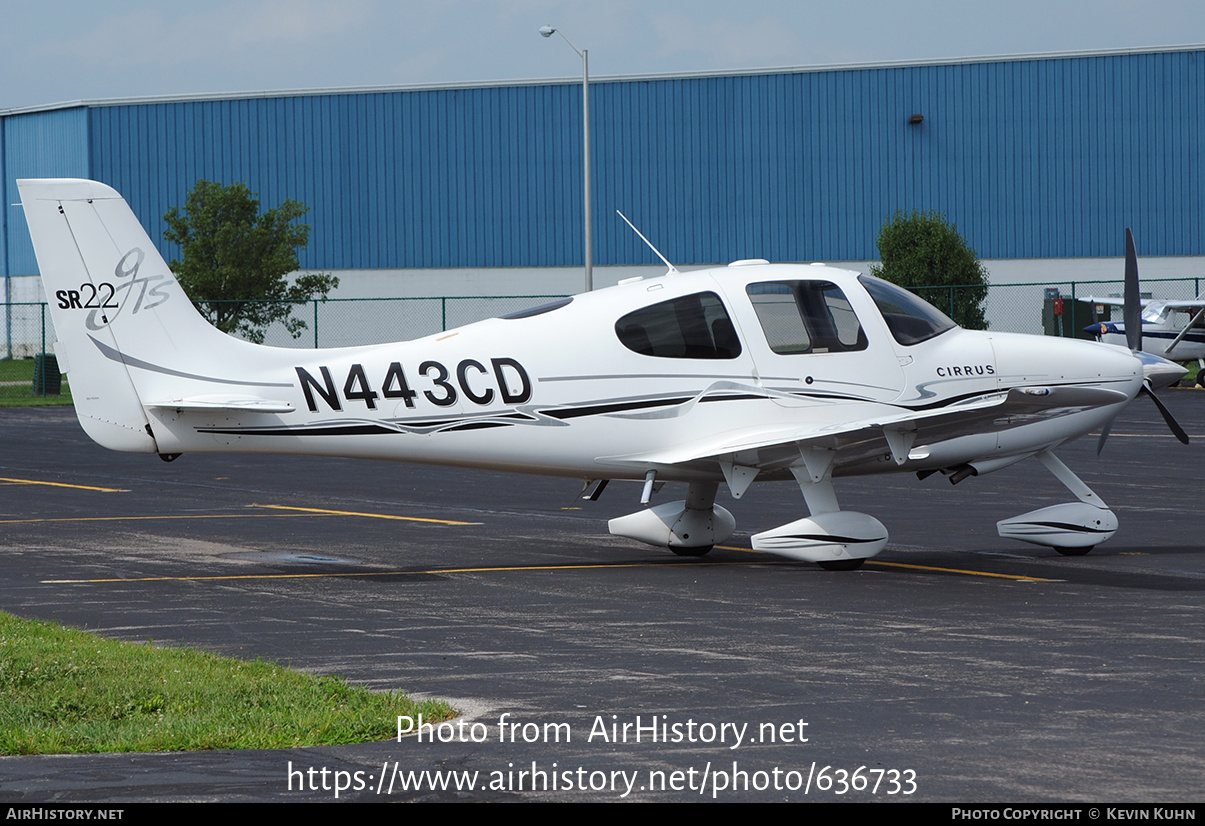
top-left (58, 249), bottom-right (174, 331)
top-left (296, 358), bottom-right (532, 412)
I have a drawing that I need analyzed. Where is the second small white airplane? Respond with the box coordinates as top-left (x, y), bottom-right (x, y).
top-left (1085, 229), bottom-right (1205, 370)
top-left (17, 179), bottom-right (1189, 570)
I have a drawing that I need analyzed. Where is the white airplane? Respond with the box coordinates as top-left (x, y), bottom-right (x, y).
top-left (17, 179), bottom-right (1189, 570)
top-left (1084, 229), bottom-right (1205, 368)
top-left (1086, 301), bottom-right (1205, 364)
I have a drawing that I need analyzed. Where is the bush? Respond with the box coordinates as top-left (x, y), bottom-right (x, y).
top-left (164, 180), bottom-right (338, 343)
top-left (868, 210), bottom-right (989, 329)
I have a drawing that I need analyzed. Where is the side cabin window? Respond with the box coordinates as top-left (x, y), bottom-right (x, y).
top-left (615, 291), bottom-right (742, 359)
top-left (746, 281), bottom-right (868, 354)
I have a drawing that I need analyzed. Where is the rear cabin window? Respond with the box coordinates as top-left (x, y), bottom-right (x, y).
top-left (615, 292), bottom-right (742, 359)
top-left (746, 281), bottom-right (868, 354)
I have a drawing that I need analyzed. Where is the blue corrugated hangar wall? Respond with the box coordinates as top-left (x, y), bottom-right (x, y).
top-left (2, 46), bottom-right (1203, 280)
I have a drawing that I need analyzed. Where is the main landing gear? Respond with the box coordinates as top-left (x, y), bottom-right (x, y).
top-left (607, 480), bottom-right (736, 556)
top-left (608, 449), bottom-right (888, 570)
top-left (607, 447), bottom-right (1113, 568)
top-left (748, 447), bottom-right (887, 569)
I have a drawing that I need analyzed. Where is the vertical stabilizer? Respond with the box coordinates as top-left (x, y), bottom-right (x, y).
top-left (18, 178), bottom-right (239, 452)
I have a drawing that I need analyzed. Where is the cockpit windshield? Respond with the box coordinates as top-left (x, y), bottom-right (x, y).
top-left (857, 275), bottom-right (957, 346)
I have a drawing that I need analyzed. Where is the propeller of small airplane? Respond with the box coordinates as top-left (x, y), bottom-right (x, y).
top-left (1124, 228), bottom-right (1142, 353)
top-left (1097, 228), bottom-right (1189, 454)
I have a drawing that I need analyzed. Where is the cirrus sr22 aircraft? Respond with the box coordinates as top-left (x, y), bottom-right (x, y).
top-left (17, 179), bottom-right (1189, 570)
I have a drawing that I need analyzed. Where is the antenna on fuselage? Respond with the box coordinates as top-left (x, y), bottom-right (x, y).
top-left (616, 210), bottom-right (679, 275)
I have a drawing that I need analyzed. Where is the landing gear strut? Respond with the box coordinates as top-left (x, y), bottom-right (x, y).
top-left (996, 450), bottom-right (1117, 554)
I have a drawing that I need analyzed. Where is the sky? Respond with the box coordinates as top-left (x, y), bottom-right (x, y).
top-left (1, 0), bottom-right (1204, 111)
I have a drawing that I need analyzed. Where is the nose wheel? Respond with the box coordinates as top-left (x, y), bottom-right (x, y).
top-left (996, 451), bottom-right (1117, 554)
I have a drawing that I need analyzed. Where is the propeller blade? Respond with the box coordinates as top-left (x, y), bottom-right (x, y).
top-left (1096, 418), bottom-right (1114, 455)
top-left (1140, 380), bottom-right (1189, 444)
top-left (1124, 227), bottom-right (1141, 352)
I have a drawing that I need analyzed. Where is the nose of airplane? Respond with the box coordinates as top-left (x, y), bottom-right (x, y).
top-left (1083, 322), bottom-right (1119, 337)
top-left (1029, 333), bottom-right (1190, 447)
top-left (990, 332), bottom-right (1143, 398)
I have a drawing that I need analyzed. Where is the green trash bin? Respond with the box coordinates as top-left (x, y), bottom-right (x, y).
top-left (32, 353), bottom-right (61, 396)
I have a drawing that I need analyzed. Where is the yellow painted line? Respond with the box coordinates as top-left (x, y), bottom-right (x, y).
top-left (20, 511), bottom-right (1048, 583)
top-left (0, 513), bottom-right (321, 525)
top-left (41, 552), bottom-right (1056, 585)
top-left (1, 505), bottom-right (476, 526)
top-left (37, 549), bottom-right (1055, 583)
top-left (249, 503), bottom-right (477, 526)
top-left (42, 559), bottom-right (782, 584)
top-left (718, 544), bottom-right (1053, 581)
top-left (866, 560), bottom-right (1054, 581)
top-left (0, 476), bottom-right (128, 493)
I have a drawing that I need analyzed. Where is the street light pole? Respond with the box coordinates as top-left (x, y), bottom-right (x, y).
top-left (539, 25), bottom-right (592, 292)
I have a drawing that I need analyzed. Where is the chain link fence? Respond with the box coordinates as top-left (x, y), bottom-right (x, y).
top-left (3, 279), bottom-right (1203, 357)
top-left (208, 295), bottom-right (572, 348)
top-left (914, 277), bottom-right (1205, 337)
top-left (0, 302), bottom-right (53, 360)
top-left (0, 295), bottom-right (568, 357)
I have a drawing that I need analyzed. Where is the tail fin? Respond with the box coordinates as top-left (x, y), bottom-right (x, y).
top-left (18, 178), bottom-right (246, 452)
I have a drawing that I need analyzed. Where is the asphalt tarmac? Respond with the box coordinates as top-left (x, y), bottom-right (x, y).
top-left (0, 394), bottom-right (1203, 802)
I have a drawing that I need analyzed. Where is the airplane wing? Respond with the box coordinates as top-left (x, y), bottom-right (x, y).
top-left (1148, 299), bottom-right (1205, 308)
top-left (599, 385), bottom-right (1129, 486)
top-left (1084, 296), bottom-right (1205, 309)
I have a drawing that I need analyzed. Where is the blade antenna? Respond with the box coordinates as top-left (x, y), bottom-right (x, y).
top-left (616, 210), bottom-right (678, 275)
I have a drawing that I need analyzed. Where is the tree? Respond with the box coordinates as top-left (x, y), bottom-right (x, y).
top-left (163, 180), bottom-right (338, 344)
top-left (868, 210), bottom-right (989, 330)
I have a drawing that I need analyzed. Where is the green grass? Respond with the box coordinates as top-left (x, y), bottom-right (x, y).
top-left (0, 611), bottom-right (455, 754)
top-left (0, 358), bottom-right (73, 407)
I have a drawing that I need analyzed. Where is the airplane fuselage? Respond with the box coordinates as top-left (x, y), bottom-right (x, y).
top-left (20, 178), bottom-right (1174, 566)
top-left (138, 263), bottom-right (1143, 484)
top-left (1095, 321), bottom-right (1205, 363)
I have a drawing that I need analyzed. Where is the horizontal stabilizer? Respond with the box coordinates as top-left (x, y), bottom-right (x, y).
top-left (147, 397), bottom-right (295, 414)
